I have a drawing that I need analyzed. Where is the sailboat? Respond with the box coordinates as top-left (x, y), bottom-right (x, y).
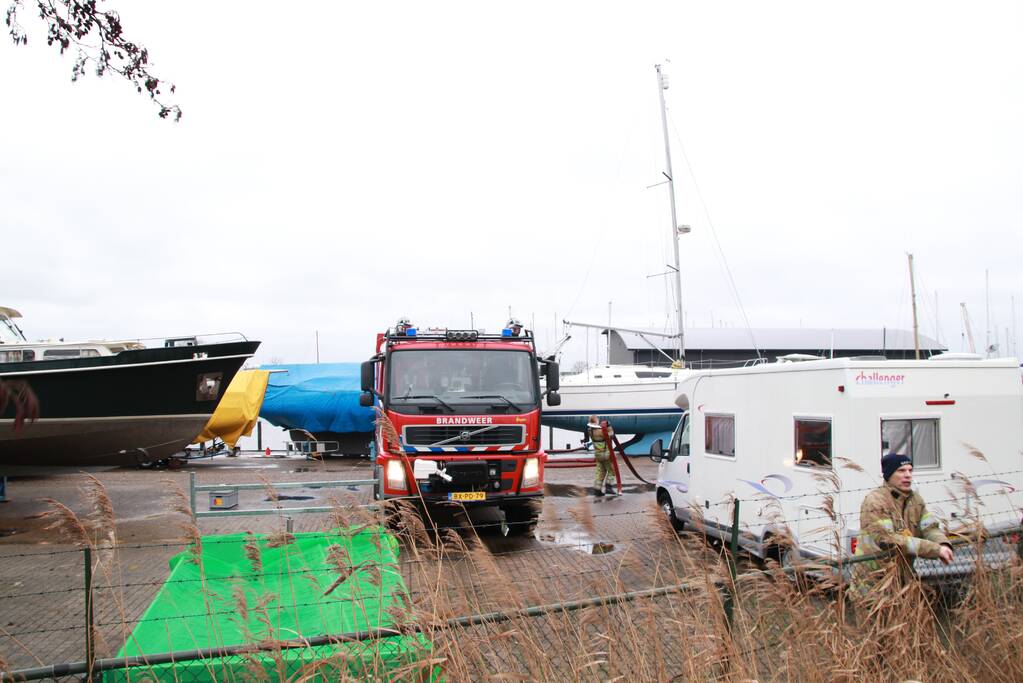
top-left (541, 64), bottom-right (692, 452)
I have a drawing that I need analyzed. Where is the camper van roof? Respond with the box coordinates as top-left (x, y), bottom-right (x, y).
top-left (683, 355), bottom-right (1020, 379)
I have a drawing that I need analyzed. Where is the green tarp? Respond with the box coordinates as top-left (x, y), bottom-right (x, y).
top-left (106, 527), bottom-right (432, 682)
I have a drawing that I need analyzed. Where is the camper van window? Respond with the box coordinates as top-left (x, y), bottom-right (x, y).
top-left (881, 419), bottom-right (939, 469)
top-left (794, 419), bottom-right (832, 468)
top-left (705, 414), bottom-right (735, 457)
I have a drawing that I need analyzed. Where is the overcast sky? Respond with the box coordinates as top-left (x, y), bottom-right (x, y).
top-left (2, 1), bottom-right (1021, 368)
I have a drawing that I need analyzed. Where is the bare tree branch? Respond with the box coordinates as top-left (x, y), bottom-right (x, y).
top-left (6, 0), bottom-right (181, 120)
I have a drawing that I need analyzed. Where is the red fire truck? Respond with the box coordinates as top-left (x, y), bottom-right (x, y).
top-left (359, 325), bottom-right (560, 532)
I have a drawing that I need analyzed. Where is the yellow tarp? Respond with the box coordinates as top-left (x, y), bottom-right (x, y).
top-left (193, 370), bottom-right (270, 447)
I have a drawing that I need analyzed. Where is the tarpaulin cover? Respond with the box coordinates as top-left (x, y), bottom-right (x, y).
top-left (258, 363), bottom-right (375, 434)
top-left (192, 369), bottom-right (271, 447)
top-left (107, 528), bottom-right (433, 682)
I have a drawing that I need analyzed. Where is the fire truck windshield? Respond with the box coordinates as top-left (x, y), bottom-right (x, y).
top-left (387, 349), bottom-right (537, 413)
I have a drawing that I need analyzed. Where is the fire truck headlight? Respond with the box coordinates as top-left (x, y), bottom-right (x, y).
top-left (522, 458), bottom-right (540, 488)
top-left (386, 459), bottom-right (407, 491)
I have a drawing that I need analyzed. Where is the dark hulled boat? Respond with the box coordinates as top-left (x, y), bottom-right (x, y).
top-left (0, 310), bottom-right (260, 471)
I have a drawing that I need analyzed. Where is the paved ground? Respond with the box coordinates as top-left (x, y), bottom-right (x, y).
top-left (0, 453), bottom-right (720, 675)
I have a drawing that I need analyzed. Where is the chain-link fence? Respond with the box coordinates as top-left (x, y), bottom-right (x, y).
top-left (2, 470), bottom-right (1021, 682)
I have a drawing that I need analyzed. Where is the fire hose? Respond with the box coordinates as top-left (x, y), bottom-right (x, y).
top-left (601, 423), bottom-right (655, 492)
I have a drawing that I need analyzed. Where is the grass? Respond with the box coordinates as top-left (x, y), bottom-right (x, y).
top-left (3, 474), bottom-right (1022, 682)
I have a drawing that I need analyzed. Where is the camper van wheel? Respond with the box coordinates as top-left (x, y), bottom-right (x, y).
top-left (657, 491), bottom-right (683, 531)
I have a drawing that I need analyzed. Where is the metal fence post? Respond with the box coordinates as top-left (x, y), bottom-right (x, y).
top-left (189, 471), bottom-right (197, 519)
top-left (84, 546), bottom-right (94, 681)
top-left (724, 499), bottom-right (740, 629)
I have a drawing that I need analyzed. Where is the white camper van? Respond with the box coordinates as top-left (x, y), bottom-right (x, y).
top-left (651, 356), bottom-right (1023, 577)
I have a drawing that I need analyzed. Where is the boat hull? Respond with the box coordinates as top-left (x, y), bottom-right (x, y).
top-left (0, 341), bottom-right (260, 469)
top-left (542, 379), bottom-right (684, 434)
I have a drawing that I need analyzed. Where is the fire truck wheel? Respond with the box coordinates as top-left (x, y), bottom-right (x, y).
top-left (502, 503), bottom-right (540, 535)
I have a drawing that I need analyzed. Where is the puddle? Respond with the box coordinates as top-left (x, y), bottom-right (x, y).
top-left (537, 528), bottom-right (616, 555)
top-left (543, 483), bottom-right (588, 498)
top-left (265, 495), bottom-right (315, 501)
top-left (543, 482), bottom-right (654, 498)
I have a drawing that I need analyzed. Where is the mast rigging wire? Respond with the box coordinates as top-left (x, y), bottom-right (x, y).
top-left (667, 112), bottom-right (761, 359)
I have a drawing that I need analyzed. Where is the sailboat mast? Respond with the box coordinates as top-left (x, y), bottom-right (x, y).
top-left (656, 63), bottom-right (685, 366)
top-left (908, 252), bottom-right (920, 359)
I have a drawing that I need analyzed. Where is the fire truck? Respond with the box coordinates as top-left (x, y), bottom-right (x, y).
top-left (359, 324), bottom-right (560, 532)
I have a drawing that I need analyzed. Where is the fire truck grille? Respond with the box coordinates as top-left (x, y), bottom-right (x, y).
top-left (403, 425), bottom-right (525, 446)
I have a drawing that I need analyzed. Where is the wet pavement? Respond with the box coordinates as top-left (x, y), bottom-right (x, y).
top-left (0, 453), bottom-right (714, 672)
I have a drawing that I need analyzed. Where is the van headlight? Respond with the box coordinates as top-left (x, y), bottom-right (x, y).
top-left (522, 458), bottom-right (540, 488)
top-left (386, 459), bottom-right (408, 491)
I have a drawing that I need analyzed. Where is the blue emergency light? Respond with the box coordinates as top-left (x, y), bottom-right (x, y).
top-left (501, 328), bottom-right (512, 337)
top-left (406, 328), bottom-right (417, 336)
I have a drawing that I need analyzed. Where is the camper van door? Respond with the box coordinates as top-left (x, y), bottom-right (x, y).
top-left (658, 412), bottom-right (692, 524)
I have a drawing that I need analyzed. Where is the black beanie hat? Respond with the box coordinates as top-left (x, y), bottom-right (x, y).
top-left (881, 453), bottom-right (912, 482)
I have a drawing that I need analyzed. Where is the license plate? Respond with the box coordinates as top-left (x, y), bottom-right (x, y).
top-left (449, 491), bottom-right (486, 502)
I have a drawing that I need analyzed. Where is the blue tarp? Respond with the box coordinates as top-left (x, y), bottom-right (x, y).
top-left (259, 363), bottom-right (375, 434)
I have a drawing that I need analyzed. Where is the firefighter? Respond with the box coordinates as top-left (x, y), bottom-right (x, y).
top-left (506, 318), bottom-right (524, 337)
top-left (854, 453), bottom-right (954, 588)
top-left (587, 415), bottom-right (616, 496)
top-left (395, 317), bottom-right (413, 335)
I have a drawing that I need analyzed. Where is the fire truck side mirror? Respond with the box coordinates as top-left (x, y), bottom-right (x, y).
top-left (359, 392), bottom-right (374, 407)
top-left (360, 360), bottom-right (376, 393)
top-left (545, 361), bottom-right (560, 391)
top-left (546, 390), bottom-right (561, 407)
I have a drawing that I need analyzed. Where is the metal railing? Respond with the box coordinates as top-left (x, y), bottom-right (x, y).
top-left (285, 440), bottom-right (341, 457)
top-left (187, 471), bottom-right (376, 518)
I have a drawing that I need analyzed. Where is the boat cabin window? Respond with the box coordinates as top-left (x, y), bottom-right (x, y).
top-left (43, 348), bottom-right (101, 359)
top-left (0, 349), bottom-right (23, 362)
top-left (794, 418), bottom-right (832, 468)
top-left (636, 371), bottom-right (672, 378)
top-left (881, 419), bottom-right (939, 469)
top-left (705, 414), bottom-right (735, 457)
top-left (23, 349), bottom-right (34, 361)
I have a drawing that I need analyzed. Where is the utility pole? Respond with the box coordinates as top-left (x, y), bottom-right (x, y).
top-left (1013, 296), bottom-right (1018, 358)
top-left (908, 253), bottom-right (920, 359)
top-left (985, 269), bottom-right (991, 358)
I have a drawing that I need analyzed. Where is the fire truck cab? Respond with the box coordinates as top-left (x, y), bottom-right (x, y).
top-left (359, 325), bottom-right (560, 532)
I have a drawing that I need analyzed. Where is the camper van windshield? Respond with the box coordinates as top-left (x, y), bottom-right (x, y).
top-left (668, 415), bottom-right (689, 458)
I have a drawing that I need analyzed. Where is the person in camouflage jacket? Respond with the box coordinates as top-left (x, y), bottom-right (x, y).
top-left (855, 453), bottom-right (954, 586)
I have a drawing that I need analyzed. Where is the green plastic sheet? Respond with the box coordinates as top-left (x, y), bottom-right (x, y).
top-left (105, 527), bottom-right (433, 682)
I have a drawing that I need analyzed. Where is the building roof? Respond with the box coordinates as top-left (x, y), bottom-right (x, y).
top-left (613, 327), bottom-right (944, 352)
